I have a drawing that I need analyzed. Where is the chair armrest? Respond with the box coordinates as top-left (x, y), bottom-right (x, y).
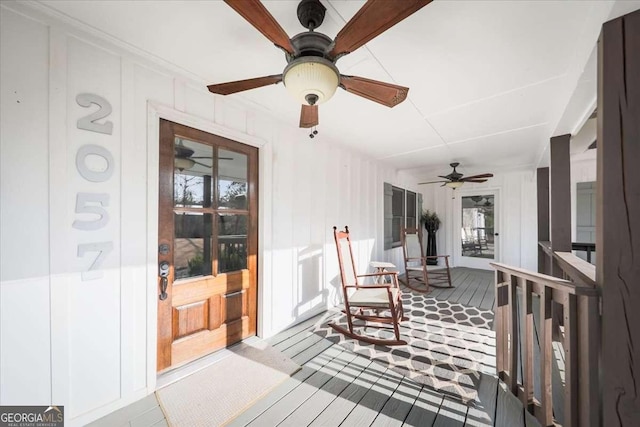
top-left (357, 272), bottom-right (398, 278)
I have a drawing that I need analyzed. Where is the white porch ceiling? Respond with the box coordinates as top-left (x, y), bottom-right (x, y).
top-left (39, 0), bottom-right (639, 180)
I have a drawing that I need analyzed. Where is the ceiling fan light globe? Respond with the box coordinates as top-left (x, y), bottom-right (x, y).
top-left (445, 181), bottom-right (464, 189)
top-left (283, 57), bottom-right (339, 106)
top-left (174, 157), bottom-right (195, 171)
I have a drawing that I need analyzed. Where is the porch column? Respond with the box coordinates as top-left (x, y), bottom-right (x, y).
top-left (536, 167), bottom-right (550, 274)
top-left (597, 9), bottom-right (640, 427)
top-left (549, 134), bottom-right (571, 277)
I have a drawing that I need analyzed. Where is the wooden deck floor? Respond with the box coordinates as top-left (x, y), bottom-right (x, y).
top-left (229, 267), bottom-right (534, 427)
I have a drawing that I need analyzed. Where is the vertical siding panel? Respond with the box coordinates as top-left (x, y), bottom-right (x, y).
top-left (0, 9), bottom-right (52, 405)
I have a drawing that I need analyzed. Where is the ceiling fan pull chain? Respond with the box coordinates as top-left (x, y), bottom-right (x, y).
top-left (309, 126), bottom-right (319, 139)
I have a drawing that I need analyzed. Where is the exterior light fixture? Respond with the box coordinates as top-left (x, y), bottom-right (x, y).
top-left (283, 56), bottom-right (339, 106)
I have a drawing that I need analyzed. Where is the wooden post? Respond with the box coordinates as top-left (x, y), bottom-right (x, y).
top-left (549, 134), bottom-right (571, 277)
top-left (597, 9), bottom-right (640, 427)
top-left (537, 167), bottom-right (550, 274)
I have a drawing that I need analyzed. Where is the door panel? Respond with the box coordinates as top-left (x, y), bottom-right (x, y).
top-left (157, 119), bottom-right (258, 372)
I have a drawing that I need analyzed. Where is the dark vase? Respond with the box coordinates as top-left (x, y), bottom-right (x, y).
top-left (425, 227), bottom-right (438, 265)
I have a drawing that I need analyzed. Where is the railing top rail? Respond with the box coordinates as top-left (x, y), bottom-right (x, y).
top-left (554, 251), bottom-right (597, 287)
top-left (538, 241), bottom-right (552, 256)
top-left (491, 262), bottom-right (600, 297)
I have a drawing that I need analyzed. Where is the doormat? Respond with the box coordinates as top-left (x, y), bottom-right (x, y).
top-left (313, 292), bottom-right (495, 404)
top-left (156, 341), bottom-right (300, 426)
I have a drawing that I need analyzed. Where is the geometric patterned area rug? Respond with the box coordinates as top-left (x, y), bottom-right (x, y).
top-left (313, 290), bottom-right (495, 404)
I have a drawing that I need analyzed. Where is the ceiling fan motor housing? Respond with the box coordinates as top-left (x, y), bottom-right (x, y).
top-left (297, 0), bottom-right (327, 31)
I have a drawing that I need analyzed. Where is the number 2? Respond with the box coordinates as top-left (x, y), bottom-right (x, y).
top-left (76, 93), bottom-right (113, 135)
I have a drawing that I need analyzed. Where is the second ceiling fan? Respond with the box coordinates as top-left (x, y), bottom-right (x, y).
top-left (207, 0), bottom-right (431, 134)
top-left (418, 163), bottom-right (494, 188)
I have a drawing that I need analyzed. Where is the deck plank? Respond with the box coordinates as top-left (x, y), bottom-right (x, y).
top-left (338, 368), bottom-right (406, 427)
top-left (432, 397), bottom-right (468, 427)
top-left (227, 346), bottom-right (343, 427)
top-left (402, 386), bottom-right (443, 427)
top-left (246, 348), bottom-right (357, 426)
top-left (267, 312), bottom-right (326, 347)
top-left (495, 380), bottom-right (524, 427)
top-left (369, 376), bottom-right (422, 427)
top-left (309, 360), bottom-right (388, 426)
top-left (464, 374), bottom-right (498, 426)
top-left (277, 352), bottom-right (367, 426)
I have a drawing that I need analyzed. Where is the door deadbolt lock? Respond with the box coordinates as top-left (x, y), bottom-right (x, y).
top-left (159, 261), bottom-right (170, 301)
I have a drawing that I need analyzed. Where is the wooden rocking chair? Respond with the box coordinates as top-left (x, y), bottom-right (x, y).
top-left (401, 227), bottom-right (453, 293)
top-left (331, 226), bottom-right (407, 346)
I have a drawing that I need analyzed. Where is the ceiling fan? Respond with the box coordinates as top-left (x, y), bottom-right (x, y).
top-left (418, 163), bottom-right (494, 189)
top-left (207, 0), bottom-right (431, 136)
top-left (174, 140), bottom-right (233, 171)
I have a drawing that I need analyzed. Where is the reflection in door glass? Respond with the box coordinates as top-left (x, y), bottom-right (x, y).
top-left (173, 137), bottom-right (213, 208)
top-left (461, 195), bottom-right (495, 259)
top-left (174, 212), bottom-right (213, 280)
top-left (218, 214), bottom-right (247, 273)
top-left (218, 149), bottom-right (248, 210)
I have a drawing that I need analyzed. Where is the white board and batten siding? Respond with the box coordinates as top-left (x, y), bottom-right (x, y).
top-left (0, 3), bottom-right (418, 425)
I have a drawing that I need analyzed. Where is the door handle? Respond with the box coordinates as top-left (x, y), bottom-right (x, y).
top-left (159, 261), bottom-right (170, 301)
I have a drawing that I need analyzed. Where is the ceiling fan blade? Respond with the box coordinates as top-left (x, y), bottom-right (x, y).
top-left (461, 179), bottom-right (489, 183)
top-left (328, 0), bottom-right (431, 59)
top-left (207, 74), bottom-right (282, 95)
top-left (193, 160), bottom-right (211, 168)
top-left (461, 173), bottom-right (494, 180)
top-left (224, 0), bottom-right (294, 54)
top-left (340, 75), bottom-right (409, 107)
top-left (417, 180), bottom-right (447, 185)
top-left (190, 156), bottom-right (234, 160)
top-left (300, 104), bottom-right (319, 128)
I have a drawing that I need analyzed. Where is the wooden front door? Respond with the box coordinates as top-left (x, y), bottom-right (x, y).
top-left (157, 119), bottom-right (258, 372)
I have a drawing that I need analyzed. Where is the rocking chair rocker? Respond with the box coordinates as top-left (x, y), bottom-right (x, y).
top-left (330, 226), bottom-right (407, 346)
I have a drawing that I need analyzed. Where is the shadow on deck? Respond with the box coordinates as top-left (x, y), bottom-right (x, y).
top-left (230, 268), bottom-right (537, 427)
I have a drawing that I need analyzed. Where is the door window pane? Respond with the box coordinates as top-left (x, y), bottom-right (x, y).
top-left (174, 138), bottom-right (213, 208)
top-left (174, 212), bottom-right (213, 279)
top-left (218, 214), bottom-right (248, 273)
top-left (461, 195), bottom-right (495, 259)
top-left (218, 149), bottom-right (248, 210)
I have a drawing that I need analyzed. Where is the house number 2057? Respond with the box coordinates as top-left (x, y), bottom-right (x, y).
top-left (73, 93), bottom-right (114, 280)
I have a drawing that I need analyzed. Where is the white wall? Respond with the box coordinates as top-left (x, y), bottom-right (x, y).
top-left (421, 170), bottom-right (538, 271)
top-left (0, 3), bottom-right (417, 425)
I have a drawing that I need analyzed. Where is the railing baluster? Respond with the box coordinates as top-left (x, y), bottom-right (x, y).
top-left (564, 293), bottom-right (578, 427)
top-left (521, 279), bottom-right (534, 410)
top-left (495, 270), bottom-right (506, 377)
top-left (577, 294), bottom-right (600, 426)
top-left (540, 285), bottom-right (553, 426)
top-left (508, 274), bottom-right (519, 394)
